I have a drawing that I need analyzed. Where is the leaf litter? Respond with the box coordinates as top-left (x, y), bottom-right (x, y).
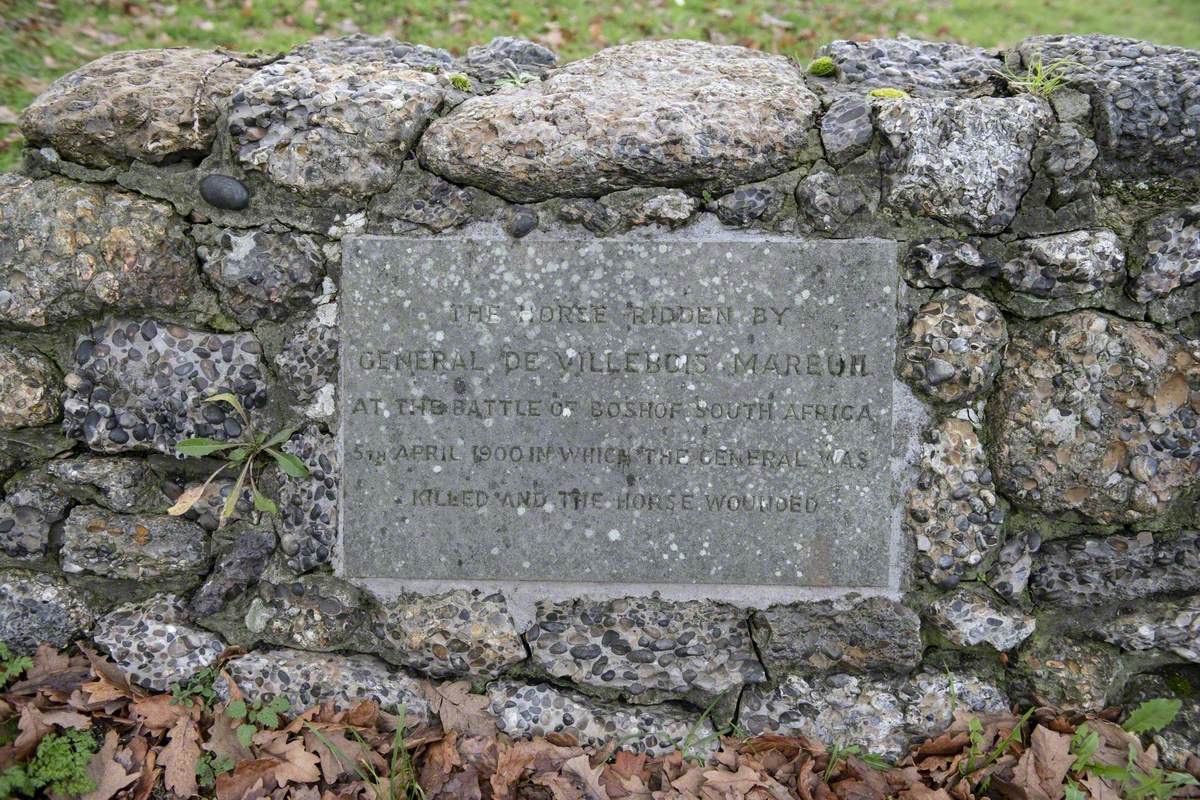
top-left (0, 645), bottom-right (1195, 799)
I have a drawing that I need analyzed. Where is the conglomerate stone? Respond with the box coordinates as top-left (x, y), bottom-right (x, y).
top-left (0, 468), bottom-right (72, 560)
top-left (987, 530), bottom-right (1041, 601)
top-left (228, 36), bottom-right (443, 199)
top-left (900, 290), bottom-right (1007, 404)
top-left (816, 37), bottom-right (1002, 96)
top-left (0, 176), bottom-right (197, 328)
top-left (926, 589), bottom-right (1036, 652)
top-left (875, 95), bottom-right (1051, 233)
top-left (61, 318), bottom-right (268, 455)
top-left (243, 575), bottom-right (367, 652)
top-left (276, 426), bottom-right (337, 572)
top-left (1098, 598), bottom-right (1200, 663)
top-left (368, 589), bottom-right (525, 679)
top-left (820, 95), bottom-right (874, 166)
top-left (1030, 530), bottom-right (1200, 608)
top-left (1018, 35), bottom-right (1200, 181)
top-left (902, 239), bottom-right (999, 290)
top-left (1122, 673), bottom-right (1200, 769)
top-left (907, 416), bottom-right (1004, 588)
top-left (1130, 205), bottom-right (1200, 302)
top-left (987, 311), bottom-right (1200, 525)
top-left (189, 527), bottom-right (276, 618)
top-left (487, 681), bottom-right (711, 757)
top-left (1002, 230), bottom-right (1126, 298)
top-left (46, 456), bottom-right (167, 513)
top-left (0, 569), bottom-right (94, 654)
top-left (367, 166), bottom-right (480, 234)
top-left (223, 648), bottom-right (432, 722)
top-left (60, 505), bottom-right (209, 581)
top-left (195, 224), bottom-right (326, 325)
top-left (462, 36), bottom-right (557, 82)
top-left (93, 594), bottom-right (225, 691)
top-left (275, 302), bottom-right (338, 423)
top-left (1010, 635), bottom-right (1124, 710)
top-left (739, 670), bottom-right (1008, 760)
top-left (1033, 123), bottom-right (1099, 208)
top-left (19, 48), bottom-right (253, 168)
top-left (794, 171), bottom-right (869, 234)
top-left (419, 40), bottom-right (819, 202)
top-left (0, 345), bottom-right (62, 429)
top-left (525, 596), bottom-right (764, 706)
top-left (750, 595), bottom-right (922, 676)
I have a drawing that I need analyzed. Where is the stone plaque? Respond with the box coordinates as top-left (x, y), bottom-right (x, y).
top-left (340, 237), bottom-right (897, 588)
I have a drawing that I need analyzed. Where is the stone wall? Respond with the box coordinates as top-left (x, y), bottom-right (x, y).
top-left (0, 33), bottom-right (1197, 761)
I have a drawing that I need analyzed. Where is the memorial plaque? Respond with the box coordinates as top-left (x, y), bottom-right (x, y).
top-left (340, 238), bottom-right (898, 588)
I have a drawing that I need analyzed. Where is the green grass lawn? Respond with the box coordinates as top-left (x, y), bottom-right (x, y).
top-left (3, 0), bottom-right (1200, 169)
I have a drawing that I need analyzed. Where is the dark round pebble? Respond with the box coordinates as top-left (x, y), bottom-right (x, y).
top-left (199, 174), bottom-right (251, 211)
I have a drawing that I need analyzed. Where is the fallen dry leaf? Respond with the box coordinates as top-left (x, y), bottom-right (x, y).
top-left (80, 730), bottom-right (140, 800)
top-left (162, 715), bottom-right (202, 798)
top-left (426, 681), bottom-right (496, 737)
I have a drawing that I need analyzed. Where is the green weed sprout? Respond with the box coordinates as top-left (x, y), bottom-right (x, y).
top-left (997, 56), bottom-right (1080, 98)
top-left (807, 56), bottom-right (836, 76)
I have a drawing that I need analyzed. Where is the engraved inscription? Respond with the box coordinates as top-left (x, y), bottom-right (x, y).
top-left (340, 238), bottom-right (897, 587)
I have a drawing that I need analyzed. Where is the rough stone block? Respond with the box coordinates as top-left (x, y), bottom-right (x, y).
top-left (1002, 230), bottom-right (1126, 298)
top-left (46, 456), bottom-right (168, 513)
top-left (1030, 530), bottom-right (1200, 608)
top-left (61, 318), bottom-right (268, 455)
top-left (817, 38), bottom-right (1002, 96)
top-left (0, 569), bottom-right (94, 654)
top-left (926, 588), bottom-right (1036, 652)
top-left (93, 594), bottom-right (225, 691)
top-left (988, 312), bottom-right (1200, 525)
top-left (1099, 598), bottom-right (1200, 663)
top-left (419, 40), bottom-right (818, 201)
top-left (900, 290), bottom-right (1007, 404)
top-left (60, 506), bottom-right (209, 581)
top-left (0, 345), bottom-right (62, 430)
top-left (243, 575), bottom-right (367, 652)
top-left (1130, 205), bottom-right (1200, 303)
top-left (276, 427), bottom-right (337, 573)
top-left (0, 176), bottom-right (197, 328)
top-left (195, 224), bottom-right (326, 325)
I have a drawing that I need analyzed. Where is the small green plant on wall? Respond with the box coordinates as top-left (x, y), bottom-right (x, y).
top-left (168, 393), bottom-right (309, 527)
top-left (998, 56), bottom-right (1081, 98)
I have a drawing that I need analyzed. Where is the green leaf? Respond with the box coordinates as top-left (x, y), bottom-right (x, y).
top-left (252, 488), bottom-right (278, 514)
top-left (267, 696), bottom-right (290, 714)
top-left (1124, 698), bottom-right (1182, 734)
top-left (176, 438), bottom-right (238, 457)
top-left (221, 466), bottom-right (247, 525)
top-left (264, 426), bottom-right (298, 449)
top-left (227, 447), bottom-right (250, 463)
top-left (1065, 781), bottom-right (1086, 800)
top-left (1070, 724), bottom-right (1099, 772)
top-left (226, 699), bottom-right (247, 720)
top-left (204, 392), bottom-right (246, 416)
top-left (254, 707), bottom-right (279, 729)
top-left (266, 449), bottom-right (309, 479)
top-left (235, 723), bottom-right (256, 748)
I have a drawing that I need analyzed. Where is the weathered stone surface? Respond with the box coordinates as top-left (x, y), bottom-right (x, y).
top-left (817, 37), bottom-right (1002, 96)
top-left (1099, 598), bottom-right (1200, 662)
top-left (876, 96), bottom-right (1051, 233)
top-left (794, 172), bottom-right (868, 234)
top-left (488, 681), bottom-right (711, 757)
top-left (740, 670), bottom-right (1007, 760)
top-left (276, 427), bottom-right (337, 573)
top-left (61, 318), bottom-right (268, 455)
top-left (1018, 35), bottom-right (1200, 180)
top-left (1030, 531), bottom-right (1200, 608)
top-left (987, 312), bottom-right (1200, 525)
top-left (900, 290), bottom-right (1007, 404)
top-left (751, 596), bottom-right (922, 676)
top-left (908, 416), bottom-right (1004, 588)
top-left (229, 36), bottom-right (443, 198)
top-left (275, 302), bottom-right (337, 423)
top-left (1002, 230), bottom-right (1126, 298)
top-left (367, 166), bottom-right (481, 233)
top-left (368, 590), bottom-right (524, 679)
top-left (1130, 205), bottom-right (1200, 302)
top-left (20, 48), bottom-right (252, 168)
top-left (224, 648), bottom-right (432, 722)
top-left (1033, 123), bottom-right (1098, 208)
top-left (60, 505), bottom-right (209, 580)
top-left (987, 530), bottom-right (1041, 601)
top-left (419, 40), bottom-right (818, 202)
top-left (0, 569), bottom-right (94, 654)
top-left (903, 239), bottom-right (999, 290)
top-left (1011, 635), bottom-right (1124, 710)
top-left (189, 527), bottom-right (276, 618)
top-left (46, 456), bottom-right (167, 513)
top-left (462, 37), bottom-right (557, 82)
top-left (0, 345), bottom-right (61, 429)
top-left (621, 189), bottom-right (698, 227)
top-left (195, 224), bottom-right (325, 325)
top-left (526, 597), bottom-right (764, 706)
top-left (244, 576), bottom-right (366, 652)
top-left (927, 589), bottom-right (1035, 652)
top-left (93, 594), bottom-right (225, 691)
top-left (820, 95), bottom-right (874, 166)
top-left (0, 469), bottom-right (70, 561)
top-left (712, 184), bottom-right (786, 227)
top-left (0, 176), bottom-right (197, 328)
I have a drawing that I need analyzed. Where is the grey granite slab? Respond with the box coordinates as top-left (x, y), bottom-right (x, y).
top-left (340, 237), bottom-right (897, 589)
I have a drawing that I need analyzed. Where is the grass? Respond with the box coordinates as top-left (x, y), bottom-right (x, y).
top-left (2, 0), bottom-right (1200, 169)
